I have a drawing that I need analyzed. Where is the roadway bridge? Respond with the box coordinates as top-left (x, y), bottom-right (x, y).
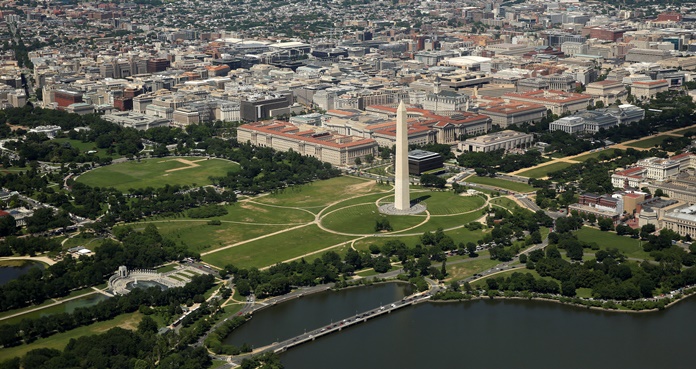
top-left (223, 292), bottom-right (433, 365)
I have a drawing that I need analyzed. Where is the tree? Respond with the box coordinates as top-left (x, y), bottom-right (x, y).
top-left (0, 215), bottom-right (16, 237)
top-left (354, 157), bottom-right (362, 166)
top-left (598, 218), bottom-right (614, 231)
top-left (640, 224), bottom-right (656, 239)
top-left (561, 281), bottom-right (576, 297)
top-left (365, 154), bottom-right (374, 164)
top-left (137, 316), bottom-right (158, 335)
top-left (466, 242), bottom-right (477, 257)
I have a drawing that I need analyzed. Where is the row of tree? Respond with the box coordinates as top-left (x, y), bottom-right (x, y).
top-left (0, 225), bottom-right (196, 312)
top-left (0, 275), bottom-right (214, 347)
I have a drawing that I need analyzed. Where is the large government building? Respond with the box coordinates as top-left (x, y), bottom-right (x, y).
top-left (237, 120), bottom-right (377, 166)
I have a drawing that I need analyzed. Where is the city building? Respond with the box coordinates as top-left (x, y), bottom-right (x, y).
top-left (569, 193), bottom-right (623, 223)
top-left (631, 80), bottom-right (669, 100)
top-left (585, 80), bottom-right (627, 106)
top-left (458, 130), bottom-right (534, 153)
top-left (636, 157), bottom-right (680, 181)
top-left (503, 90), bottom-right (593, 115)
top-left (662, 205), bottom-right (696, 238)
top-left (478, 101), bottom-right (547, 128)
top-left (102, 111), bottom-right (170, 130)
top-left (29, 125), bottom-right (61, 139)
top-left (237, 120), bottom-right (377, 166)
top-left (240, 94), bottom-right (294, 121)
top-left (408, 150), bottom-right (444, 175)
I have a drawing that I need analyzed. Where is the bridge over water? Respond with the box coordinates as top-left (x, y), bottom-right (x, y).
top-left (221, 292), bottom-right (434, 366)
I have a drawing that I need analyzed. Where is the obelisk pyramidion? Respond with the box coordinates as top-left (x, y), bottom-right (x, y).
top-left (394, 100), bottom-right (410, 210)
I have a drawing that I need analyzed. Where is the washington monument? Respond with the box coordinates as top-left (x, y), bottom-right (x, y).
top-left (394, 101), bottom-right (410, 210)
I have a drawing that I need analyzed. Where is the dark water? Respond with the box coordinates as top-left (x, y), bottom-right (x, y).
top-left (280, 295), bottom-right (696, 369)
top-left (0, 261), bottom-right (43, 286)
top-left (223, 283), bottom-right (414, 347)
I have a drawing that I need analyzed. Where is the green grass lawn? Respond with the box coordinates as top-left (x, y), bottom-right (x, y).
top-left (377, 191), bottom-right (486, 216)
top-left (149, 201), bottom-right (315, 225)
top-left (0, 312), bottom-right (144, 361)
top-left (576, 287), bottom-right (593, 298)
top-left (464, 176), bottom-right (537, 193)
top-left (571, 150), bottom-right (610, 162)
top-left (0, 166), bottom-right (30, 175)
top-left (321, 203), bottom-right (426, 234)
top-left (255, 176), bottom-right (388, 209)
top-left (575, 227), bottom-right (651, 259)
top-left (76, 157), bottom-right (237, 192)
top-left (156, 264), bottom-right (177, 273)
top-left (138, 221), bottom-right (290, 253)
top-left (471, 268), bottom-right (541, 288)
top-left (62, 234), bottom-right (109, 251)
top-left (446, 257), bottom-right (501, 281)
top-left (404, 211), bottom-right (484, 235)
top-left (490, 197), bottom-right (522, 212)
top-left (626, 135), bottom-right (671, 149)
top-left (52, 138), bottom-right (112, 158)
top-left (673, 126), bottom-right (696, 135)
top-left (516, 162), bottom-right (575, 179)
top-left (201, 224), bottom-right (355, 269)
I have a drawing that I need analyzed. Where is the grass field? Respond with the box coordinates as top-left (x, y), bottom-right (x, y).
top-left (321, 203), bottom-right (426, 234)
top-left (576, 227), bottom-right (651, 259)
top-left (77, 157), bottom-right (237, 192)
top-left (571, 150), bottom-right (610, 162)
top-left (465, 176), bottom-right (537, 193)
top-left (446, 258), bottom-right (500, 281)
top-left (0, 312), bottom-right (144, 361)
top-left (254, 176), bottom-right (388, 209)
top-left (62, 234), bottom-right (109, 251)
top-left (626, 135), bottom-right (671, 149)
top-left (201, 224), bottom-right (355, 269)
top-left (143, 221), bottom-right (291, 253)
top-left (490, 197), bottom-right (522, 212)
top-left (471, 268), bottom-right (540, 288)
top-left (0, 166), bottom-right (30, 175)
top-left (673, 126), bottom-right (696, 135)
top-left (516, 162), bottom-right (575, 179)
top-left (52, 138), bottom-right (110, 158)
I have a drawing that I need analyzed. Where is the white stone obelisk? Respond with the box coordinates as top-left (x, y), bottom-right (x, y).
top-left (394, 101), bottom-right (410, 211)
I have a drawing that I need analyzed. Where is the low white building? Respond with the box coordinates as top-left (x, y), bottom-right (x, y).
top-left (636, 157), bottom-right (680, 181)
top-left (29, 125), bottom-right (61, 138)
top-left (458, 130), bottom-right (534, 153)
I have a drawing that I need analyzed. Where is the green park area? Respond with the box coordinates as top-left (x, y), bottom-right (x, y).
top-left (188, 176), bottom-right (495, 269)
top-left (76, 157), bottom-right (236, 192)
top-left (464, 176), bottom-right (537, 193)
top-left (672, 126), bottom-right (696, 135)
top-left (0, 312), bottom-right (145, 360)
top-left (516, 162), bottom-right (575, 179)
top-left (575, 227), bottom-right (651, 259)
top-left (570, 150), bottom-right (609, 162)
top-left (626, 135), bottom-right (672, 149)
top-left (52, 138), bottom-right (106, 157)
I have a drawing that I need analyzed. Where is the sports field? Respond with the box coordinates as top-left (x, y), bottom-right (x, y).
top-left (76, 157), bottom-right (237, 191)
